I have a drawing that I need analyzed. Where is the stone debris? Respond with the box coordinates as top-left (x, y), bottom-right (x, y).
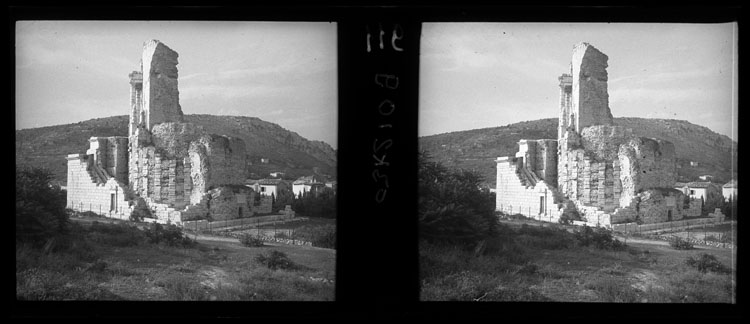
top-left (496, 42), bottom-right (701, 228)
top-left (66, 39), bottom-right (287, 226)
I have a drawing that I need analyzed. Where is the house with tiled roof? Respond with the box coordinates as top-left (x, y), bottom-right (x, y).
top-left (246, 178), bottom-right (289, 197)
top-left (682, 181), bottom-right (722, 201)
top-left (292, 175), bottom-right (326, 197)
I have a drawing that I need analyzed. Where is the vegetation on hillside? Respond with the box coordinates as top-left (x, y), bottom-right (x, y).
top-left (15, 114), bottom-right (337, 185)
top-left (419, 117), bottom-right (737, 187)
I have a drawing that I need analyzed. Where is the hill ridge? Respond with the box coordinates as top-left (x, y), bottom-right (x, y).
top-left (419, 117), bottom-right (736, 187)
top-left (16, 114), bottom-right (337, 185)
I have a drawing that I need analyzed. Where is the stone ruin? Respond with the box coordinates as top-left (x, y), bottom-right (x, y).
top-left (496, 42), bottom-right (701, 228)
top-left (66, 40), bottom-right (272, 224)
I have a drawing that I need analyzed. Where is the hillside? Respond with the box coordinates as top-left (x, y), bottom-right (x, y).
top-left (419, 118), bottom-right (737, 188)
top-left (15, 115), bottom-right (337, 185)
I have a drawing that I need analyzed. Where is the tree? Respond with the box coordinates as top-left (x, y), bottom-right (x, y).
top-left (16, 167), bottom-right (69, 244)
top-left (418, 150), bottom-right (496, 245)
top-left (273, 187), bottom-right (295, 212)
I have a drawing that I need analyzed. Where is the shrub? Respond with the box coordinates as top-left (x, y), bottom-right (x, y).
top-left (255, 250), bottom-right (297, 270)
top-left (574, 225), bottom-right (625, 250)
top-left (516, 224), bottom-right (576, 250)
top-left (685, 253), bottom-right (730, 274)
top-left (239, 233), bottom-right (265, 247)
top-left (418, 151), bottom-right (497, 246)
top-left (16, 167), bottom-right (69, 244)
top-left (145, 223), bottom-right (196, 248)
top-left (668, 236), bottom-right (694, 250)
top-left (558, 209), bottom-right (581, 225)
top-left (87, 222), bottom-right (145, 247)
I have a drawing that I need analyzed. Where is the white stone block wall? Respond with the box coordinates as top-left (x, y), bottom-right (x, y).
top-left (496, 157), bottom-right (563, 222)
top-left (66, 154), bottom-right (132, 219)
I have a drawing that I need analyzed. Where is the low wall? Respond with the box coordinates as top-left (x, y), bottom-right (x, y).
top-left (611, 217), bottom-right (728, 234)
top-left (182, 213), bottom-right (295, 231)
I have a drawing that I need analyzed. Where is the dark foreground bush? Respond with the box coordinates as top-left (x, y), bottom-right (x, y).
top-left (686, 253), bottom-right (731, 274)
top-left (145, 223), bottom-right (196, 248)
top-left (255, 251), bottom-right (297, 270)
top-left (87, 221), bottom-right (145, 247)
top-left (239, 233), bottom-right (265, 247)
top-left (575, 225), bottom-right (625, 250)
top-left (668, 236), bottom-right (694, 250)
top-left (16, 167), bottom-right (69, 244)
top-left (516, 224), bottom-right (576, 250)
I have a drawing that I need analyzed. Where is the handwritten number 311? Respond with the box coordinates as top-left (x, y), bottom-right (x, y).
top-left (366, 24), bottom-right (404, 52)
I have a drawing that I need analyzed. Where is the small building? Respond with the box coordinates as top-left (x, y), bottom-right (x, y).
top-left (683, 181), bottom-right (722, 201)
top-left (722, 180), bottom-right (737, 201)
top-left (690, 161), bottom-right (699, 167)
top-left (292, 175), bottom-right (326, 197)
top-left (674, 182), bottom-right (689, 195)
top-left (246, 178), bottom-right (289, 198)
top-left (698, 175), bottom-right (714, 181)
top-left (269, 172), bottom-right (285, 178)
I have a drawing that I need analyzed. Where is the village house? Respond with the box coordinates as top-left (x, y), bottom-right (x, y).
top-left (681, 181), bottom-right (722, 201)
top-left (722, 180), bottom-right (737, 201)
top-left (246, 178), bottom-right (289, 197)
top-left (292, 175), bottom-right (326, 197)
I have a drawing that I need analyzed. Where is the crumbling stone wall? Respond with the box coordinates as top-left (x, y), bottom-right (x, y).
top-left (151, 122), bottom-right (205, 158)
top-left (252, 194), bottom-right (273, 214)
top-left (632, 189), bottom-right (686, 223)
top-left (558, 74), bottom-right (573, 139)
top-left (516, 139), bottom-right (558, 188)
top-left (571, 43), bottom-right (613, 133)
top-left (206, 186), bottom-right (253, 221)
top-left (85, 137), bottom-right (129, 184)
top-left (141, 40), bottom-right (184, 131)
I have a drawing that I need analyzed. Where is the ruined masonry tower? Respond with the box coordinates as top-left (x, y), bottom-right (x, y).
top-left (67, 40), bottom-right (263, 225)
top-left (496, 42), bottom-right (693, 228)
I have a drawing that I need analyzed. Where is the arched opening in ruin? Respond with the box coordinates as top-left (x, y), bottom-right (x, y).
top-left (667, 209), bottom-right (673, 221)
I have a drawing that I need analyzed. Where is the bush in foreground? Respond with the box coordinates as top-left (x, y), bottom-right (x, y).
top-left (255, 251), bottom-right (297, 270)
top-left (418, 151), bottom-right (497, 246)
top-left (145, 223), bottom-right (196, 248)
top-left (574, 225), bottom-right (625, 250)
top-left (16, 167), bottom-right (69, 244)
top-left (668, 236), bottom-right (694, 250)
top-left (685, 253), bottom-right (731, 274)
top-left (239, 233), bottom-right (265, 247)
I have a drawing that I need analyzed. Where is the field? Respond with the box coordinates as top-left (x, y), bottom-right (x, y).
top-left (16, 216), bottom-right (335, 301)
top-left (420, 220), bottom-right (735, 302)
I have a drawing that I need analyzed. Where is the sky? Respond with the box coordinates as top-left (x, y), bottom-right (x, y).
top-left (419, 23), bottom-right (738, 142)
top-left (15, 21), bottom-right (338, 148)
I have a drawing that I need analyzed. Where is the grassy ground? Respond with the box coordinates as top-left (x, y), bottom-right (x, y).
top-left (420, 222), bottom-right (735, 302)
top-left (16, 219), bottom-right (335, 301)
